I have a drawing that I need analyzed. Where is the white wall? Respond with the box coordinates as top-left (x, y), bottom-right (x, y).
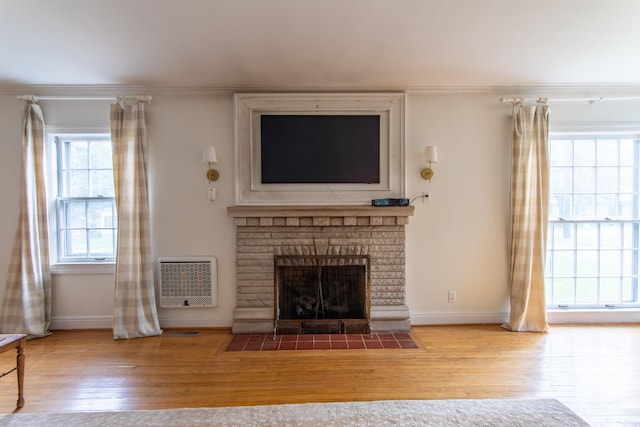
top-left (0, 96), bottom-right (22, 310)
top-left (405, 93), bottom-right (512, 324)
top-left (0, 90), bottom-right (639, 330)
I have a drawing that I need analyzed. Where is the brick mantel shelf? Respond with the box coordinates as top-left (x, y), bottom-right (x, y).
top-left (227, 205), bottom-right (415, 334)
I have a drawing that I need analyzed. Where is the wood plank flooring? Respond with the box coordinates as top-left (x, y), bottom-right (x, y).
top-left (0, 324), bottom-right (638, 426)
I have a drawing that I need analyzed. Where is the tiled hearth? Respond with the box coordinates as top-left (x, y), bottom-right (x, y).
top-left (227, 205), bottom-right (414, 334)
top-left (226, 332), bottom-right (418, 352)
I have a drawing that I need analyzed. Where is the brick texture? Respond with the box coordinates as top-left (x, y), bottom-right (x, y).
top-left (233, 214), bottom-right (409, 309)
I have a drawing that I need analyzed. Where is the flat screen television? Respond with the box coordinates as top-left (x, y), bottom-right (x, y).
top-left (260, 115), bottom-right (380, 184)
top-left (234, 93), bottom-right (405, 205)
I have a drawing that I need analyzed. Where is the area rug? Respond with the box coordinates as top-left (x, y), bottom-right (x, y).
top-left (0, 399), bottom-right (589, 426)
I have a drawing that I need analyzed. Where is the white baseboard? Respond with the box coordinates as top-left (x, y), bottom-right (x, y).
top-left (50, 314), bottom-right (233, 330)
top-left (51, 316), bottom-right (112, 330)
top-left (50, 309), bottom-right (640, 331)
top-left (411, 309), bottom-right (640, 326)
top-left (158, 313), bottom-right (233, 329)
top-left (410, 311), bottom-right (509, 325)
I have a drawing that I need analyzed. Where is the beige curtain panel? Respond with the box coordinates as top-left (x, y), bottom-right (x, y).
top-left (0, 102), bottom-right (52, 337)
top-left (111, 102), bottom-right (162, 339)
top-left (502, 101), bottom-right (550, 332)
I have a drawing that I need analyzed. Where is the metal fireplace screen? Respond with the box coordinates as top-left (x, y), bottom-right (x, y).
top-left (274, 255), bottom-right (370, 334)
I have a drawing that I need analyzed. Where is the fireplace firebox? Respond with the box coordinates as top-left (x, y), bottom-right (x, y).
top-left (274, 255), bottom-right (370, 335)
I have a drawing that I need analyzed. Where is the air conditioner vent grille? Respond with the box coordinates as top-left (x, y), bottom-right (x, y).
top-left (158, 257), bottom-right (217, 308)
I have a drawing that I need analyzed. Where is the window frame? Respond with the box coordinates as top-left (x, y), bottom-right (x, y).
top-left (545, 128), bottom-right (640, 309)
top-left (46, 129), bottom-right (117, 269)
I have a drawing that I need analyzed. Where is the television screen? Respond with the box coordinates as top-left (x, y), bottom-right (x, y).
top-left (260, 115), bottom-right (380, 184)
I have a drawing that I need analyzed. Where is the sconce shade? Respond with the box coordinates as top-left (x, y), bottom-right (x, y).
top-left (421, 145), bottom-right (438, 181)
top-left (424, 146), bottom-right (438, 163)
top-left (203, 146), bottom-right (218, 164)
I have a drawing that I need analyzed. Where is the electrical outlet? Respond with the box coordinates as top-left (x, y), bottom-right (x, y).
top-left (448, 291), bottom-right (457, 303)
top-left (423, 192), bottom-right (431, 203)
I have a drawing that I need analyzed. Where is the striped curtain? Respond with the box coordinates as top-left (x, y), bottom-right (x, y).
top-left (0, 102), bottom-right (52, 337)
top-left (502, 100), bottom-right (550, 332)
top-left (111, 101), bottom-right (162, 339)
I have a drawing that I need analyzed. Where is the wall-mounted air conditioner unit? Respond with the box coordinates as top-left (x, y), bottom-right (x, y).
top-left (157, 257), bottom-right (217, 308)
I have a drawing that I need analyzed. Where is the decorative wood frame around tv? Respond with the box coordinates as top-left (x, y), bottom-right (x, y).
top-left (234, 92), bottom-right (406, 205)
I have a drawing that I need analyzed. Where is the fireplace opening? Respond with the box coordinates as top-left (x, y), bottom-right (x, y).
top-left (274, 255), bottom-right (370, 335)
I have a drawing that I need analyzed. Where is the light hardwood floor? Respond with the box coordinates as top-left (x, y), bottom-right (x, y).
top-left (0, 324), bottom-right (638, 425)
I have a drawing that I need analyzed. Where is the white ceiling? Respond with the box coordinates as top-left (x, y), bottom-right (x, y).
top-left (2, 0), bottom-right (640, 91)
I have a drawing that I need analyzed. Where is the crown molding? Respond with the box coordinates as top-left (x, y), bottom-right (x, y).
top-left (3, 83), bottom-right (640, 98)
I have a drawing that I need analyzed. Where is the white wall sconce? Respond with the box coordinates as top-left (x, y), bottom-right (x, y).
top-left (420, 146), bottom-right (438, 181)
top-left (203, 146), bottom-right (219, 182)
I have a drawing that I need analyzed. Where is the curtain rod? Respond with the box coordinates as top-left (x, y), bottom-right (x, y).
top-left (500, 96), bottom-right (640, 104)
top-left (16, 95), bottom-right (152, 103)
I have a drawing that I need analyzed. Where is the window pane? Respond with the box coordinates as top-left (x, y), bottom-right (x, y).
top-left (87, 200), bottom-right (114, 228)
top-left (622, 278), bottom-right (635, 302)
top-left (89, 140), bottom-right (113, 169)
top-left (553, 278), bottom-right (575, 304)
top-left (574, 140), bottom-right (595, 166)
top-left (576, 223), bottom-right (597, 247)
top-left (90, 170), bottom-right (115, 197)
top-left (573, 194), bottom-right (594, 219)
top-left (619, 167), bottom-right (635, 193)
top-left (597, 167), bottom-right (618, 194)
top-left (65, 171), bottom-right (89, 197)
top-left (597, 139), bottom-right (618, 166)
top-left (622, 223), bottom-right (638, 249)
top-left (619, 139), bottom-right (635, 166)
top-left (618, 194), bottom-right (636, 218)
top-left (576, 250), bottom-right (597, 276)
top-left (66, 141), bottom-right (88, 169)
top-left (88, 230), bottom-right (115, 256)
top-left (621, 250), bottom-right (634, 276)
top-left (600, 278), bottom-right (620, 303)
top-left (574, 167), bottom-right (595, 193)
top-left (549, 139), bottom-right (573, 166)
top-left (600, 223), bottom-right (620, 249)
top-left (596, 194), bottom-right (617, 218)
top-left (600, 250), bottom-right (621, 277)
top-left (67, 230), bottom-right (87, 256)
top-left (551, 222), bottom-right (575, 249)
top-left (553, 251), bottom-right (574, 276)
top-left (550, 167), bottom-right (572, 193)
top-left (575, 278), bottom-right (597, 304)
top-left (549, 195), bottom-right (562, 219)
top-left (66, 200), bottom-right (86, 228)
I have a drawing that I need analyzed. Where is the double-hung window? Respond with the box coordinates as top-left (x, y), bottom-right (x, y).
top-left (50, 133), bottom-right (117, 264)
top-left (545, 132), bottom-right (640, 308)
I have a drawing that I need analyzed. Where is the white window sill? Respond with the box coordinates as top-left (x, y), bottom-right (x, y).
top-left (51, 263), bottom-right (116, 275)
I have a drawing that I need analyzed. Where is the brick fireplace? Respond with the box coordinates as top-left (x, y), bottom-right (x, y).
top-left (227, 205), bottom-right (414, 334)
